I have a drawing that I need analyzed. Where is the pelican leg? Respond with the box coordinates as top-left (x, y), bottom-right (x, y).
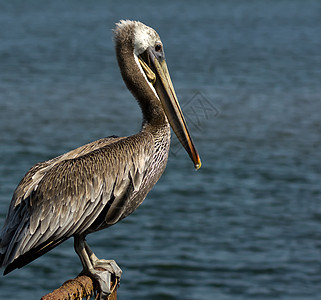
top-left (84, 241), bottom-right (122, 278)
top-left (74, 236), bottom-right (116, 300)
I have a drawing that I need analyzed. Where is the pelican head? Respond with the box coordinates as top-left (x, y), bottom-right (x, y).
top-left (114, 20), bottom-right (201, 169)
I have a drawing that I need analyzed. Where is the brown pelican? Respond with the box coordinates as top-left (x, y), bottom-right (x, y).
top-left (0, 20), bottom-right (201, 298)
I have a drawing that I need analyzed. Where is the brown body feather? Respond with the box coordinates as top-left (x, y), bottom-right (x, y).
top-left (0, 126), bottom-right (170, 274)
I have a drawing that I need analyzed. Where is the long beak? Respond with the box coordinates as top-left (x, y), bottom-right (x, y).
top-left (139, 48), bottom-right (201, 170)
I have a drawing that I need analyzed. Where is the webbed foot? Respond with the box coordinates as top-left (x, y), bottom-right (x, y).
top-left (83, 267), bottom-right (113, 300)
top-left (93, 258), bottom-right (122, 278)
top-left (74, 237), bottom-right (122, 300)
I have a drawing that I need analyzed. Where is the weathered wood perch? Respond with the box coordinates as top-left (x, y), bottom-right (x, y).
top-left (41, 269), bottom-right (119, 300)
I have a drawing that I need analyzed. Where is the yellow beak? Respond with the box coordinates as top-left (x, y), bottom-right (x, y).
top-left (139, 48), bottom-right (201, 170)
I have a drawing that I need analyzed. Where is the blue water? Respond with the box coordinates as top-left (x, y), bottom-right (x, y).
top-left (0, 0), bottom-right (321, 299)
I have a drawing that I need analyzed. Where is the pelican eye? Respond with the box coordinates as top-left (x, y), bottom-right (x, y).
top-left (155, 43), bottom-right (162, 52)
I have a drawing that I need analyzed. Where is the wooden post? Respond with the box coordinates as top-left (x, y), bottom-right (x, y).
top-left (41, 270), bottom-right (119, 300)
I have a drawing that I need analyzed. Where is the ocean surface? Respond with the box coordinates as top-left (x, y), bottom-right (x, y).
top-left (0, 0), bottom-right (320, 299)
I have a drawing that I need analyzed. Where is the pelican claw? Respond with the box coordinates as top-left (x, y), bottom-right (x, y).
top-left (93, 259), bottom-right (123, 279)
top-left (74, 238), bottom-right (122, 299)
top-left (90, 269), bottom-right (112, 300)
top-left (83, 260), bottom-right (121, 300)
top-left (89, 258), bottom-right (122, 299)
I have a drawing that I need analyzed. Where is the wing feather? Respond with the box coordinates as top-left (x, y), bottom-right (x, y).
top-left (0, 133), bottom-right (154, 272)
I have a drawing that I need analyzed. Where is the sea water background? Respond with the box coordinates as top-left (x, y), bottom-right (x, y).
top-left (0, 0), bottom-right (320, 299)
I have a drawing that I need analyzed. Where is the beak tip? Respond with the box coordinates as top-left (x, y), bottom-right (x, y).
top-left (194, 159), bottom-right (201, 170)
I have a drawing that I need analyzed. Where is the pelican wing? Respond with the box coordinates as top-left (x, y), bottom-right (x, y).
top-left (0, 133), bottom-right (154, 273)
